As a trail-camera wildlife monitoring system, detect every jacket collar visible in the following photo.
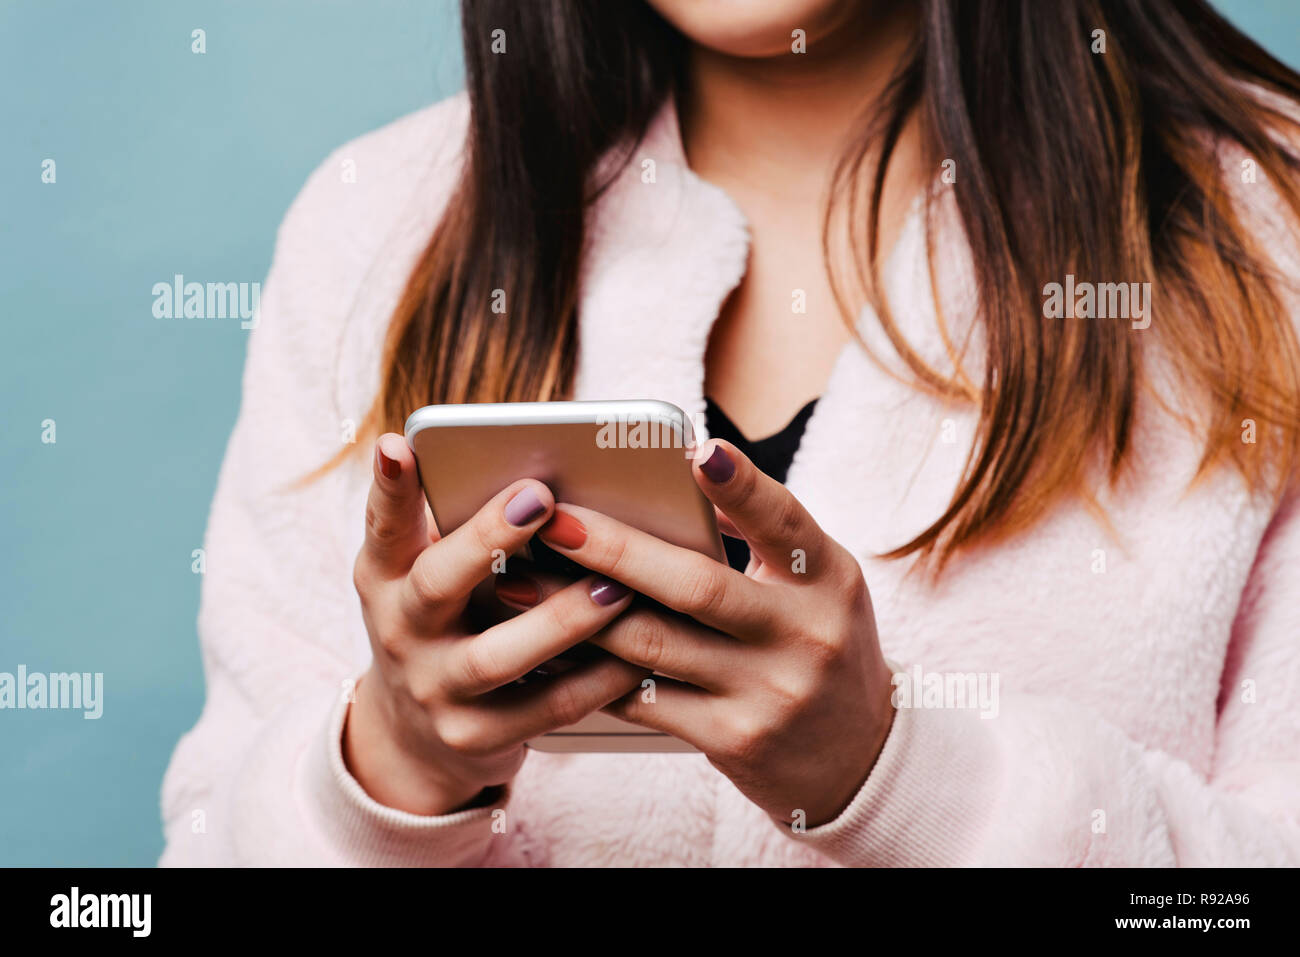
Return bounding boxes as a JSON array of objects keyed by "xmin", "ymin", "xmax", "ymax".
[
  {"xmin": 573, "ymin": 93, "xmax": 967, "ymax": 413},
  {"xmin": 574, "ymin": 95, "xmax": 751, "ymax": 432},
  {"xmin": 573, "ymin": 96, "xmax": 984, "ymax": 569}
]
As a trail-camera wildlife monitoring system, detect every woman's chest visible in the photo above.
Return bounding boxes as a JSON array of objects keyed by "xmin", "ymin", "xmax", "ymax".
[{"xmin": 701, "ymin": 233, "xmax": 849, "ymax": 439}]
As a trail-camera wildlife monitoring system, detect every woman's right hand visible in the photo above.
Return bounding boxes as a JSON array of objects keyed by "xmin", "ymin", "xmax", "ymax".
[{"xmin": 343, "ymin": 433, "xmax": 645, "ymax": 816}]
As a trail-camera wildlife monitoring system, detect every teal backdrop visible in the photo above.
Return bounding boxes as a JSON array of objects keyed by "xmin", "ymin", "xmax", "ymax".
[{"xmin": 0, "ymin": 0, "xmax": 1295, "ymax": 865}]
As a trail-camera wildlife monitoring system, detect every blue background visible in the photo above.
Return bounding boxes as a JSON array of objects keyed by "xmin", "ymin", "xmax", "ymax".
[{"xmin": 0, "ymin": 0, "xmax": 1294, "ymax": 865}]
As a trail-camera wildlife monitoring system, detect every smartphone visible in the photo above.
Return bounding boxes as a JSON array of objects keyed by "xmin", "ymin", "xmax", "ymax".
[{"xmin": 404, "ymin": 399, "xmax": 723, "ymax": 752}]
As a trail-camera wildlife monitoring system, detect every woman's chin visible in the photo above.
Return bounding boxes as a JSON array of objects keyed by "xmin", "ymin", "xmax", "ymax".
[{"xmin": 645, "ymin": 0, "xmax": 856, "ymax": 59}]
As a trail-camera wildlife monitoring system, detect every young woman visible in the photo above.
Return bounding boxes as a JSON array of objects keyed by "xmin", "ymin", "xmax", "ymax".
[{"xmin": 162, "ymin": 0, "xmax": 1300, "ymax": 866}]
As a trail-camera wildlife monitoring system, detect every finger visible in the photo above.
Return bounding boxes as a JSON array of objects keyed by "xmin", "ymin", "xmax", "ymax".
[
  {"xmin": 693, "ymin": 439, "xmax": 836, "ymax": 580},
  {"xmin": 400, "ymin": 479, "xmax": 554, "ymax": 622},
  {"xmin": 588, "ymin": 608, "xmax": 743, "ymax": 692},
  {"xmin": 495, "ymin": 566, "xmax": 601, "ymax": 676},
  {"xmin": 466, "ymin": 655, "xmax": 651, "ymax": 752},
  {"xmin": 600, "ymin": 675, "xmax": 717, "ymax": 750},
  {"xmin": 493, "ymin": 566, "xmax": 572, "ymax": 612},
  {"xmin": 467, "ymin": 565, "xmax": 572, "ymax": 632},
  {"xmin": 445, "ymin": 575, "xmax": 635, "ymax": 696},
  {"xmin": 714, "ymin": 507, "xmax": 743, "ymax": 540},
  {"xmin": 537, "ymin": 504, "xmax": 772, "ymax": 635},
  {"xmin": 424, "ymin": 500, "xmax": 440, "ymax": 545},
  {"xmin": 359, "ymin": 433, "xmax": 430, "ymax": 579}
]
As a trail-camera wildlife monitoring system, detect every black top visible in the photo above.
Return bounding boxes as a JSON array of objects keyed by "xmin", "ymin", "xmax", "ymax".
[{"xmin": 704, "ymin": 396, "xmax": 819, "ymax": 572}]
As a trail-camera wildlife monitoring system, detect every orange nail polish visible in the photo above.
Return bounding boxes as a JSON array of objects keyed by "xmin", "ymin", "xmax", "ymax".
[{"xmin": 540, "ymin": 511, "xmax": 587, "ymax": 550}]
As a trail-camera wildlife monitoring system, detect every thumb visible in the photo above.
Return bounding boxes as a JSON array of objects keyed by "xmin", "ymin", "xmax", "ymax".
[{"xmin": 360, "ymin": 432, "xmax": 430, "ymax": 578}]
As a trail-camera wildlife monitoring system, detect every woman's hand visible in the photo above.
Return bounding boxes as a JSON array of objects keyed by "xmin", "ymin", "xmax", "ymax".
[
  {"xmin": 344, "ymin": 434, "xmax": 646, "ymax": 817},
  {"xmin": 535, "ymin": 439, "xmax": 895, "ymax": 827}
]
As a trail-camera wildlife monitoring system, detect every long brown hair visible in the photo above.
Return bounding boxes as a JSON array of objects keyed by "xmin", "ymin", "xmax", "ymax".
[{"xmin": 338, "ymin": 0, "xmax": 1300, "ymax": 569}]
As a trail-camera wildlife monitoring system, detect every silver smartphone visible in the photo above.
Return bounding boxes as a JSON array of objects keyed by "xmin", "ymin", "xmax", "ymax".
[{"xmin": 404, "ymin": 399, "xmax": 723, "ymax": 753}]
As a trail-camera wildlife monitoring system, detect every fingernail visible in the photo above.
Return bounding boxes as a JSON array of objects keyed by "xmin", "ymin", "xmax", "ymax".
[
  {"xmin": 699, "ymin": 444, "xmax": 735, "ymax": 484},
  {"xmin": 504, "ymin": 487, "xmax": 547, "ymax": 527},
  {"xmin": 496, "ymin": 573, "xmax": 541, "ymax": 607},
  {"xmin": 540, "ymin": 511, "xmax": 587, "ymax": 550},
  {"xmin": 377, "ymin": 446, "xmax": 401, "ymax": 480},
  {"xmin": 589, "ymin": 577, "xmax": 630, "ymax": 606}
]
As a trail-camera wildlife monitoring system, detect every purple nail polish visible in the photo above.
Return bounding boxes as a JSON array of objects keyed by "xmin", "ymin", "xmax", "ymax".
[
  {"xmin": 504, "ymin": 487, "xmax": 547, "ymax": 527},
  {"xmin": 699, "ymin": 445, "xmax": 735, "ymax": 484},
  {"xmin": 589, "ymin": 577, "xmax": 630, "ymax": 606}
]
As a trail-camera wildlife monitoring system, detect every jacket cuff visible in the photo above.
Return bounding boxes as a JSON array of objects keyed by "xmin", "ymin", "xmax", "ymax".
[
  {"xmin": 299, "ymin": 691, "xmax": 507, "ymax": 867},
  {"xmin": 789, "ymin": 703, "xmax": 1003, "ymax": 866}
]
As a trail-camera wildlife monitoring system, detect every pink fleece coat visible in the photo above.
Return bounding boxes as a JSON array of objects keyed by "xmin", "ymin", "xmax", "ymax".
[{"xmin": 160, "ymin": 93, "xmax": 1300, "ymax": 867}]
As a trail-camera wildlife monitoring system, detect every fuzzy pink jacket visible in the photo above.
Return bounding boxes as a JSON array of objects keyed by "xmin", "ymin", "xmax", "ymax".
[{"xmin": 160, "ymin": 93, "xmax": 1300, "ymax": 867}]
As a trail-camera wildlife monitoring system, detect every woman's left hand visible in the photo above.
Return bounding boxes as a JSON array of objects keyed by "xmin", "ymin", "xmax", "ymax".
[{"xmin": 536, "ymin": 439, "xmax": 896, "ymax": 828}]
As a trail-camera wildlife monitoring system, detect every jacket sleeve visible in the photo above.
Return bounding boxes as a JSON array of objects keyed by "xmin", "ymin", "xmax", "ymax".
[
  {"xmin": 159, "ymin": 118, "xmax": 521, "ymax": 867},
  {"xmin": 789, "ymin": 488, "xmax": 1300, "ymax": 866}
]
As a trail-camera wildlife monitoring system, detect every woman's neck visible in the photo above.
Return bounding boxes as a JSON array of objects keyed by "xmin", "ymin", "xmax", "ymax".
[{"xmin": 678, "ymin": 1, "xmax": 920, "ymax": 202}]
